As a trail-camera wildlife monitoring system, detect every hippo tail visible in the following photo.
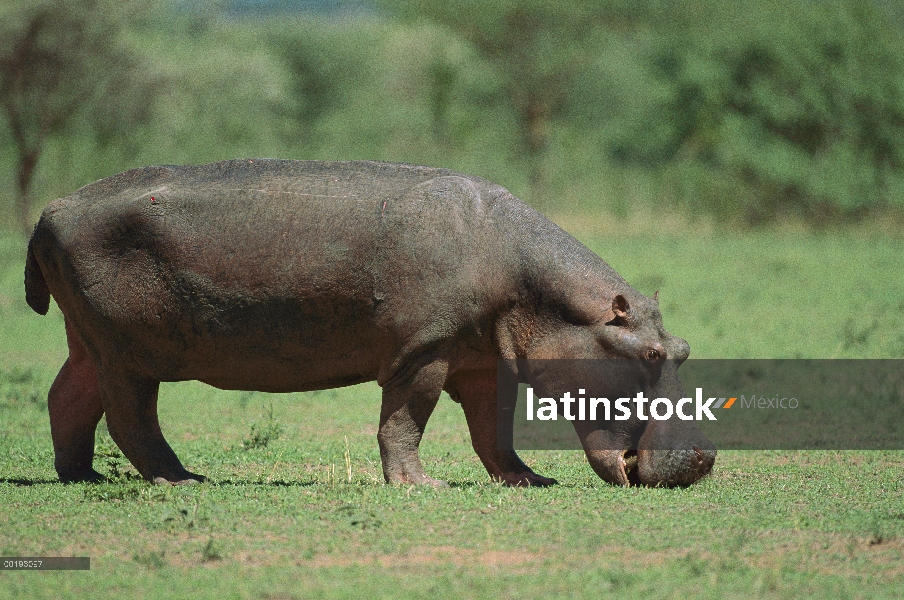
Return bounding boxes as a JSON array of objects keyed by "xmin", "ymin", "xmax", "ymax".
[{"xmin": 25, "ymin": 233, "xmax": 50, "ymax": 316}]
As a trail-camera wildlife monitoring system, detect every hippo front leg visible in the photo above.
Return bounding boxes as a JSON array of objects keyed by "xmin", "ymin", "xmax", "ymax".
[
  {"xmin": 448, "ymin": 369, "xmax": 556, "ymax": 487},
  {"xmin": 377, "ymin": 360, "xmax": 449, "ymax": 487}
]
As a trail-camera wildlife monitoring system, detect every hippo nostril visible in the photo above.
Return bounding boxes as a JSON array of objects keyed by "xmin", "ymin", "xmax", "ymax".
[{"xmin": 692, "ymin": 445, "xmax": 704, "ymax": 464}]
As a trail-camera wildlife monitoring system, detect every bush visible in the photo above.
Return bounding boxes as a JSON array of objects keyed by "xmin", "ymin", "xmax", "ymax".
[{"xmin": 609, "ymin": 0, "xmax": 904, "ymax": 221}]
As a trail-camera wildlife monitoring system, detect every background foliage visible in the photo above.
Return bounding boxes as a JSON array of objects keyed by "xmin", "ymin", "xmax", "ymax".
[
  {"xmin": 2, "ymin": 3, "xmax": 903, "ymax": 597},
  {"xmin": 2, "ymin": 0, "xmax": 904, "ymax": 230}
]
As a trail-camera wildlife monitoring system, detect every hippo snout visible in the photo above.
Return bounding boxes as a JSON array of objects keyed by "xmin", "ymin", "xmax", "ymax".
[
  {"xmin": 577, "ymin": 427, "xmax": 716, "ymax": 487},
  {"xmin": 627, "ymin": 355, "xmax": 715, "ymax": 486},
  {"xmin": 635, "ymin": 440, "xmax": 717, "ymax": 487}
]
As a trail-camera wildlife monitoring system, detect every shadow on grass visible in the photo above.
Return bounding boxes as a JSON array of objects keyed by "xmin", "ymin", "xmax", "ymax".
[
  {"xmin": 211, "ymin": 479, "xmax": 318, "ymax": 487},
  {"xmin": 0, "ymin": 477, "xmax": 59, "ymax": 486},
  {"xmin": 2, "ymin": 477, "xmax": 320, "ymax": 488},
  {"xmin": 445, "ymin": 480, "xmax": 576, "ymax": 490}
]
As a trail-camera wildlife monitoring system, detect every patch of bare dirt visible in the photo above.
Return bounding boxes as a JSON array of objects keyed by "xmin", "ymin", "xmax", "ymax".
[{"xmin": 307, "ymin": 545, "xmax": 544, "ymax": 569}]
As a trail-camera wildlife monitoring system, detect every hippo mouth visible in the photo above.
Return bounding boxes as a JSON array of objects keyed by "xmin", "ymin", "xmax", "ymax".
[
  {"xmin": 588, "ymin": 444, "xmax": 715, "ymax": 487},
  {"xmin": 622, "ymin": 450, "xmax": 641, "ymax": 486}
]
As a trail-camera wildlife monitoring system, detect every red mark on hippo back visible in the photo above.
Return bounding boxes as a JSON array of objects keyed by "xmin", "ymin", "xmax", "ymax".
[{"xmin": 381, "ymin": 200, "xmax": 387, "ymax": 218}]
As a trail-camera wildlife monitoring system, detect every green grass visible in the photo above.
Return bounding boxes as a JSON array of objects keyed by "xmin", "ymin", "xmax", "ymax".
[{"xmin": 1, "ymin": 226, "xmax": 902, "ymax": 599}]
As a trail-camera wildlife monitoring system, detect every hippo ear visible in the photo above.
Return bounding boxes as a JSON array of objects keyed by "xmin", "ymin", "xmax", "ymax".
[
  {"xmin": 653, "ymin": 290, "xmax": 659, "ymax": 303},
  {"xmin": 604, "ymin": 294, "xmax": 630, "ymax": 324}
]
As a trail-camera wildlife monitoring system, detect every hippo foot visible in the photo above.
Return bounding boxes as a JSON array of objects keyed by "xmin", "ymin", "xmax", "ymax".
[
  {"xmin": 58, "ymin": 467, "xmax": 107, "ymax": 484},
  {"xmin": 152, "ymin": 473, "xmax": 207, "ymax": 486},
  {"xmin": 497, "ymin": 472, "xmax": 558, "ymax": 487}
]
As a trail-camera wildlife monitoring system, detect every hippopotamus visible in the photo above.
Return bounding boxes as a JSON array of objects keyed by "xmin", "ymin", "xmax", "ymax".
[{"xmin": 24, "ymin": 159, "xmax": 715, "ymax": 487}]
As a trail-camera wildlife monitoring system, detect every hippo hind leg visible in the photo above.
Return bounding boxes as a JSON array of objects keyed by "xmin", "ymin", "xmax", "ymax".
[
  {"xmin": 449, "ymin": 369, "xmax": 557, "ymax": 487},
  {"xmin": 48, "ymin": 320, "xmax": 105, "ymax": 483},
  {"xmin": 96, "ymin": 367, "xmax": 204, "ymax": 486}
]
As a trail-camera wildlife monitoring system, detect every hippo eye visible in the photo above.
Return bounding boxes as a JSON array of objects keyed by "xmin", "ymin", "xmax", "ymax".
[{"xmin": 645, "ymin": 349, "xmax": 661, "ymax": 360}]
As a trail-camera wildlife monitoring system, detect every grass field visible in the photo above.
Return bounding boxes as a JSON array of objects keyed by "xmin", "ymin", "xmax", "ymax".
[{"xmin": 1, "ymin": 225, "xmax": 902, "ymax": 599}]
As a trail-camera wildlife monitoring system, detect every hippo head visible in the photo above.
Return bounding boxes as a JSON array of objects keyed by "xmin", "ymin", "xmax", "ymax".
[{"xmin": 524, "ymin": 291, "xmax": 716, "ymax": 487}]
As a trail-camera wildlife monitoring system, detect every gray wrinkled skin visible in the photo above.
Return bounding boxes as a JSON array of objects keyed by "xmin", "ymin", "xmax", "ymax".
[{"xmin": 25, "ymin": 159, "xmax": 715, "ymax": 487}]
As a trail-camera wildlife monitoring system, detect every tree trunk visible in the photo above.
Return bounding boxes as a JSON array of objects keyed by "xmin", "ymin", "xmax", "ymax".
[
  {"xmin": 16, "ymin": 148, "xmax": 40, "ymax": 236},
  {"xmin": 518, "ymin": 93, "xmax": 551, "ymax": 197}
]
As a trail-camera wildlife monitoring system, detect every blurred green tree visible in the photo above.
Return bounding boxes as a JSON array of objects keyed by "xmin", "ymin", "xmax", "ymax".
[
  {"xmin": 382, "ymin": 0, "xmax": 612, "ymax": 189},
  {"xmin": 0, "ymin": 0, "xmax": 158, "ymax": 234},
  {"xmin": 268, "ymin": 23, "xmax": 367, "ymax": 148},
  {"xmin": 611, "ymin": 0, "xmax": 904, "ymax": 221}
]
